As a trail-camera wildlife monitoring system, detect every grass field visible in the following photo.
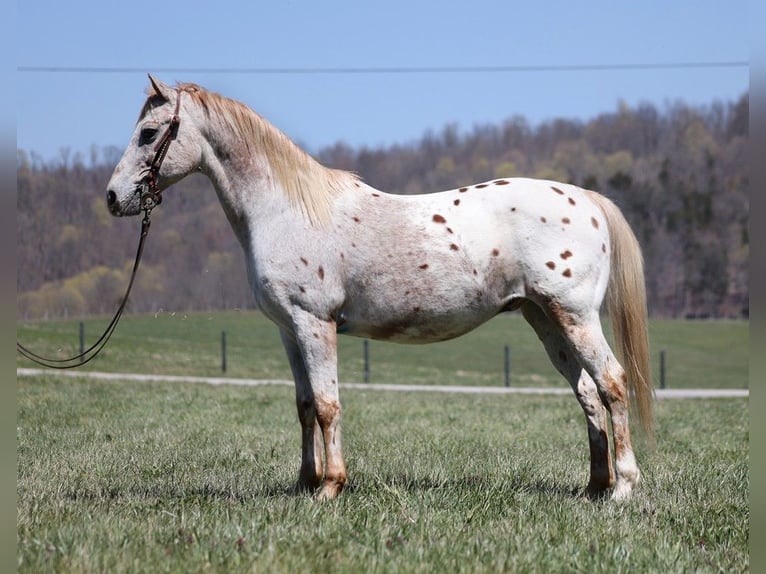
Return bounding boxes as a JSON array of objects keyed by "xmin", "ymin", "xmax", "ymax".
[
  {"xmin": 16, "ymin": 313, "xmax": 749, "ymax": 571},
  {"xmin": 17, "ymin": 311, "xmax": 749, "ymax": 389},
  {"xmin": 17, "ymin": 375, "xmax": 748, "ymax": 573}
]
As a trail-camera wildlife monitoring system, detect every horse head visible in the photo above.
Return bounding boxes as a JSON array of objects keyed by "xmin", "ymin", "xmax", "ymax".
[{"xmin": 106, "ymin": 75, "xmax": 202, "ymax": 217}]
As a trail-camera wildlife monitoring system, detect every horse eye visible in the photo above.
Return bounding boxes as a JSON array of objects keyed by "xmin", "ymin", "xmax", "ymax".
[{"xmin": 139, "ymin": 127, "xmax": 159, "ymax": 145}]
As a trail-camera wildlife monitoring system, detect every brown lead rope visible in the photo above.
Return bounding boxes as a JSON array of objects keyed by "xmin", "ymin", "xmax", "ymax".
[{"xmin": 17, "ymin": 90, "xmax": 182, "ymax": 369}]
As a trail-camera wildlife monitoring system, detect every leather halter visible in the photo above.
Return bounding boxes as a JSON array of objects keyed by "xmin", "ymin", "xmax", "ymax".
[{"xmin": 139, "ymin": 90, "xmax": 182, "ymax": 218}]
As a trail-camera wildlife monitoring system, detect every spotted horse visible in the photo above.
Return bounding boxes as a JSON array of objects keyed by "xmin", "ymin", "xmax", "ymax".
[{"xmin": 107, "ymin": 76, "xmax": 654, "ymax": 501}]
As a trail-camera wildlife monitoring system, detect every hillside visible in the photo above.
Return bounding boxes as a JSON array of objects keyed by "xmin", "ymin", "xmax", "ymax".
[{"xmin": 17, "ymin": 94, "xmax": 748, "ymax": 319}]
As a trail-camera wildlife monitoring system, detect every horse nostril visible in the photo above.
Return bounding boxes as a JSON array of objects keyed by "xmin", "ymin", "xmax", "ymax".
[{"xmin": 106, "ymin": 190, "xmax": 117, "ymax": 206}]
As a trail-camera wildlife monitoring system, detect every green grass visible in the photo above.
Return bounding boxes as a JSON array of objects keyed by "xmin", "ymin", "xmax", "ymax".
[
  {"xmin": 17, "ymin": 375, "xmax": 748, "ymax": 573},
  {"xmin": 15, "ymin": 313, "xmax": 750, "ymax": 569},
  {"xmin": 17, "ymin": 312, "xmax": 749, "ymax": 389}
]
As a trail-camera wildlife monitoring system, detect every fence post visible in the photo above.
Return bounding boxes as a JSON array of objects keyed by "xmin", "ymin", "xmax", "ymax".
[
  {"xmin": 504, "ymin": 344, "xmax": 511, "ymax": 387},
  {"xmin": 79, "ymin": 322, "xmax": 85, "ymax": 355},
  {"xmin": 221, "ymin": 331, "xmax": 227, "ymax": 373},
  {"xmin": 659, "ymin": 349, "xmax": 666, "ymax": 389},
  {"xmin": 363, "ymin": 340, "xmax": 370, "ymax": 383}
]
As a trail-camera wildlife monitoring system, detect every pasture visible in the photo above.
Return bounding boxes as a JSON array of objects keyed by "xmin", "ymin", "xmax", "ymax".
[{"xmin": 16, "ymin": 314, "xmax": 749, "ymax": 572}]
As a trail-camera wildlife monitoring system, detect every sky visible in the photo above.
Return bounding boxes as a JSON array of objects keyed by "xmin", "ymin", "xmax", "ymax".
[{"xmin": 16, "ymin": 0, "xmax": 749, "ymax": 164}]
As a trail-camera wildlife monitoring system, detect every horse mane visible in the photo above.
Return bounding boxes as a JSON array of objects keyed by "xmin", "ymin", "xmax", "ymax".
[{"xmin": 145, "ymin": 82, "xmax": 360, "ymax": 226}]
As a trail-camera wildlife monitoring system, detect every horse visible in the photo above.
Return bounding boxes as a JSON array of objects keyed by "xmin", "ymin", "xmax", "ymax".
[{"xmin": 107, "ymin": 75, "xmax": 654, "ymax": 501}]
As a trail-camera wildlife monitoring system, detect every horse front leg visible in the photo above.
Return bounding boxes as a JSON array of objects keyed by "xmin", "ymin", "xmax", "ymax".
[
  {"xmin": 284, "ymin": 312, "xmax": 347, "ymax": 501},
  {"xmin": 280, "ymin": 330, "xmax": 324, "ymax": 492}
]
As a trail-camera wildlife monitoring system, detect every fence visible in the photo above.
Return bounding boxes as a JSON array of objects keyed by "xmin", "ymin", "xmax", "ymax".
[{"xmin": 77, "ymin": 323, "xmax": 669, "ymax": 388}]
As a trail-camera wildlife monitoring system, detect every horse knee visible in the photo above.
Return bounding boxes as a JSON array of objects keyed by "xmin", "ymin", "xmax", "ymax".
[{"xmin": 315, "ymin": 397, "xmax": 341, "ymax": 430}]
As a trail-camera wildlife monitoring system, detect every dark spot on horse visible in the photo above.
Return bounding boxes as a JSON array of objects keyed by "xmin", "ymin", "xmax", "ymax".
[
  {"xmin": 568, "ymin": 197, "xmax": 576, "ymax": 206},
  {"xmin": 562, "ymin": 268, "xmax": 572, "ymax": 278},
  {"xmin": 419, "ymin": 263, "xmax": 429, "ymax": 270},
  {"xmin": 372, "ymin": 193, "xmax": 380, "ymax": 197},
  {"xmin": 446, "ymin": 227, "xmax": 454, "ymax": 234},
  {"xmin": 559, "ymin": 351, "xmax": 568, "ymax": 363},
  {"xmin": 433, "ymin": 214, "xmax": 447, "ymax": 224},
  {"xmin": 546, "ymin": 261, "xmax": 556, "ymax": 270},
  {"xmin": 560, "ymin": 250, "xmax": 573, "ymax": 260},
  {"xmin": 300, "ymin": 257, "xmax": 309, "ymax": 266},
  {"xmin": 459, "ymin": 187, "xmax": 469, "ymax": 193},
  {"xmin": 354, "ymin": 182, "xmax": 360, "ymax": 188},
  {"xmin": 602, "ymin": 243, "xmax": 607, "ymax": 253},
  {"xmin": 562, "ymin": 217, "xmax": 571, "ymax": 225},
  {"xmin": 495, "ymin": 180, "xmax": 510, "ymax": 185},
  {"xmin": 450, "ymin": 243, "xmax": 459, "ymax": 251},
  {"xmin": 542, "ymin": 296, "xmax": 578, "ymax": 329},
  {"xmin": 352, "ymin": 242, "xmax": 357, "ymax": 248},
  {"xmin": 552, "ymin": 186, "xmax": 565, "ymax": 195},
  {"xmin": 353, "ymin": 216, "xmax": 361, "ymax": 223},
  {"xmin": 340, "ymin": 253, "xmax": 345, "ymax": 260},
  {"xmin": 331, "ymin": 379, "xmax": 337, "ymax": 385},
  {"xmin": 473, "ymin": 269, "xmax": 478, "ymax": 275},
  {"xmin": 313, "ymin": 332, "xmax": 320, "ymax": 339},
  {"xmin": 491, "ymin": 248, "xmax": 500, "ymax": 256},
  {"xmin": 318, "ymin": 266, "xmax": 325, "ymax": 280},
  {"xmin": 540, "ymin": 217, "xmax": 547, "ymax": 223},
  {"xmin": 591, "ymin": 217, "xmax": 600, "ymax": 229},
  {"xmin": 413, "ymin": 306, "xmax": 421, "ymax": 313},
  {"xmin": 299, "ymin": 286, "xmax": 306, "ymax": 293},
  {"xmin": 476, "ymin": 183, "xmax": 489, "ymax": 189},
  {"xmin": 454, "ymin": 199, "xmax": 460, "ymax": 206},
  {"xmin": 511, "ymin": 207, "xmax": 517, "ymax": 212}
]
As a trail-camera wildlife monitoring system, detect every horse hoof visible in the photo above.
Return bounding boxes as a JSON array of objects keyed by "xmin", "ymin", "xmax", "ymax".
[
  {"xmin": 611, "ymin": 465, "xmax": 640, "ymax": 500},
  {"xmin": 610, "ymin": 481, "xmax": 635, "ymax": 501},
  {"xmin": 316, "ymin": 480, "xmax": 345, "ymax": 501},
  {"xmin": 585, "ymin": 484, "xmax": 611, "ymax": 501},
  {"xmin": 293, "ymin": 483, "xmax": 320, "ymax": 497}
]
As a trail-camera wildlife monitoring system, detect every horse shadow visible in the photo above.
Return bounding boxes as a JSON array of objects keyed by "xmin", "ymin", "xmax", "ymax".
[{"xmin": 63, "ymin": 472, "xmax": 599, "ymax": 504}]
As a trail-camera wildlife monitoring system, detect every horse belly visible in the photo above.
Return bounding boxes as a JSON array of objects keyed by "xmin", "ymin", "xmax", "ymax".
[
  {"xmin": 337, "ymin": 283, "xmax": 514, "ymax": 344},
  {"xmin": 339, "ymin": 311, "xmax": 494, "ymax": 343}
]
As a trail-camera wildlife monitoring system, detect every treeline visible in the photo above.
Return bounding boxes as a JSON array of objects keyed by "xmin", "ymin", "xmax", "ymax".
[{"xmin": 17, "ymin": 94, "xmax": 748, "ymax": 320}]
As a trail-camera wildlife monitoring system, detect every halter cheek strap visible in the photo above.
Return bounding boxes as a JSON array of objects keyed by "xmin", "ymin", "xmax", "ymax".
[{"xmin": 140, "ymin": 91, "xmax": 183, "ymax": 218}]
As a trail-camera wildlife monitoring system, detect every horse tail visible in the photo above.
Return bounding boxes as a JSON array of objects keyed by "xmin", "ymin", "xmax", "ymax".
[{"xmin": 587, "ymin": 191, "xmax": 655, "ymax": 442}]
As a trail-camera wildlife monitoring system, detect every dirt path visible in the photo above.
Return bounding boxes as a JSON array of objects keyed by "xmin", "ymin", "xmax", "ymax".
[{"xmin": 17, "ymin": 368, "xmax": 749, "ymax": 399}]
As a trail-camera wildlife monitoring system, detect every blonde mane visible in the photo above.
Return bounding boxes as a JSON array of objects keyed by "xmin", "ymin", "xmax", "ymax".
[{"xmin": 146, "ymin": 82, "xmax": 360, "ymax": 226}]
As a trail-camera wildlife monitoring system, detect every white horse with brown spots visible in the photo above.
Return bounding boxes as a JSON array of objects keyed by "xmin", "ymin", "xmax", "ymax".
[{"xmin": 107, "ymin": 76, "xmax": 654, "ymax": 501}]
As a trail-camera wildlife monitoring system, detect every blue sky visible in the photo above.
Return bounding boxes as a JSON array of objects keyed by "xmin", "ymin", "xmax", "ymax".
[{"xmin": 17, "ymin": 1, "xmax": 749, "ymax": 163}]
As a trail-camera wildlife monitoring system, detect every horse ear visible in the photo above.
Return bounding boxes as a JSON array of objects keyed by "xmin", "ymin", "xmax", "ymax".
[{"xmin": 147, "ymin": 74, "xmax": 172, "ymax": 101}]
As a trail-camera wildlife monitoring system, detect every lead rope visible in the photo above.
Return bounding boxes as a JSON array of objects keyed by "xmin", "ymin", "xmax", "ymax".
[
  {"xmin": 16, "ymin": 207, "xmax": 154, "ymax": 369},
  {"xmin": 16, "ymin": 90, "xmax": 183, "ymax": 369}
]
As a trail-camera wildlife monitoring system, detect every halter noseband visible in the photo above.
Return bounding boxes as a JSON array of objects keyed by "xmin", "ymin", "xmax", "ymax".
[{"xmin": 140, "ymin": 90, "xmax": 183, "ymax": 218}]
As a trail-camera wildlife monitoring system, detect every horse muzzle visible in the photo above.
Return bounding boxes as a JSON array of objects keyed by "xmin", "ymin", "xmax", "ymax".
[{"xmin": 106, "ymin": 187, "xmax": 142, "ymax": 217}]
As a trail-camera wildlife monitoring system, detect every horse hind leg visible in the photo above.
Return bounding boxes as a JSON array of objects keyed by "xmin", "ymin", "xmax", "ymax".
[
  {"xmin": 521, "ymin": 302, "xmax": 614, "ymax": 497},
  {"xmin": 545, "ymin": 303, "xmax": 641, "ymax": 500}
]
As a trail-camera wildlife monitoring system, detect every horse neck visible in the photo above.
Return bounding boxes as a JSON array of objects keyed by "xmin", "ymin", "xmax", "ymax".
[
  {"xmin": 196, "ymin": 104, "xmax": 355, "ymax": 232},
  {"xmin": 197, "ymin": 116, "xmax": 296, "ymax": 239}
]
